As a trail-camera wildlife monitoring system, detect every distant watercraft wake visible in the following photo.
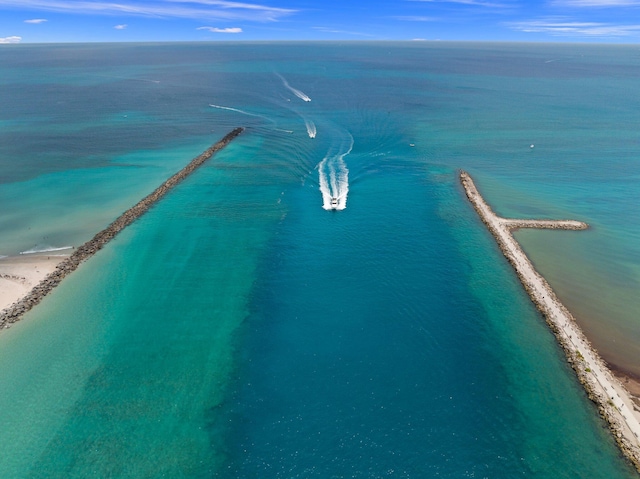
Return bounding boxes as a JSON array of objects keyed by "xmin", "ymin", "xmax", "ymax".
[
  {"xmin": 318, "ymin": 136, "xmax": 352, "ymax": 210},
  {"xmin": 209, "ymin": 103, "xmax": 266, "ymax": 119},
  {"xmin": 276, "ymin": 73, "xmax": 311, "ymax": 102}
]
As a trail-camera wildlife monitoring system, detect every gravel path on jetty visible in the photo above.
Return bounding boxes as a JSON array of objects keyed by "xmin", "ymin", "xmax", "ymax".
[
  {"xmin": 0, "ymin": 127, "xmax": 244, "ymax": 329},
  {"xmin": 460, "ymin": 170, "xmax": 640, "ymax": 472}
]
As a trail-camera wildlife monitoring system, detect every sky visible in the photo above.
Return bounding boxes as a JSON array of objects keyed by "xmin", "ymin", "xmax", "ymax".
[{"xmin": 1, "ymin": 0, "xmax": 640, "ymax": 44}]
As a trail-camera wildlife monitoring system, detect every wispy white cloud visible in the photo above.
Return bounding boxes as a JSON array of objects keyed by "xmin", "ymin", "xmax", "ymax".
[
  {"xmin": 552, "ymin": 0, "xmax": 640, "ymax": 6},
  {"xmin": 0, "ymin": 0, "xmax": 296, "ymax": 22},
  {"xmin": 409, "ymin": 0, "xmax": 510, "ymax": 8},
  {"xmin": 312, "ymin": 26, "xmax": 374, "ymax": 37},
  {"xmin": 394, "ymin": 15, "xmax": 438, "ymax": 21},
  {"xmin": 0, "ymin": 35, "xmax": 22, "ymax": 43},
  {"xmin": 24, "ymin": 18, "xmax": 47, "ymax": 23},
  {"xmin": 114, "ymin": 24, "xmax": 127, "ymax": 29},
  {"xmin": 197, "ymin": 26, "xmax": 242, "ymax": 32},
  {"xmin": 508, "ymin": 18, "xmax": 640, "ymax": 36}
]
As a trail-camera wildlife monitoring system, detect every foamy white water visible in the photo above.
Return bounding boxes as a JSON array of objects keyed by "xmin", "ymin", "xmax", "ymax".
[
  {"xmin": 305, "ymin": 120, "xmax": 317, "ymax": 138},
  {"xmin": 318, "ymin": 135, "xmax": 352, "ymax": 210},
  {"xmin": 276, "ymin": 73, "xmax": 311, "ymax": 102},
  {"xmin": 19, "ymin": 246, "xmax": 73, "ymax": 255}
]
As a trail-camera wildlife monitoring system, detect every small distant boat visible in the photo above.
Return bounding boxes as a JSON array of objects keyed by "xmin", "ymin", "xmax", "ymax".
[{"xmin": 330, "ymin": 197, "xmax": 339, "ymax": 209}]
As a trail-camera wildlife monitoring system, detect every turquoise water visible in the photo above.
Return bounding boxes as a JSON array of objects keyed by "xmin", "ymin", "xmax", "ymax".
[{"xmin": 0, "ymin": 42, "xmax": 639, "ymax": 477}]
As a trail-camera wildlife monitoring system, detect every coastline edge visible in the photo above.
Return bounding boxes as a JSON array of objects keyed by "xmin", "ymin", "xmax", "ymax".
[
  {"xmin": 0, "ymin": 127, "xmax": 244, "ymax": 329},
  {"xmin": 459, "ymin": 169, "xmax": 640, "ymax": 473}
]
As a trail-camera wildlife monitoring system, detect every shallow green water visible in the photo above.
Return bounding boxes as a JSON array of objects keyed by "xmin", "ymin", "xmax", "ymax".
[{"xmin": 0, "ymin": 42, "xmax": 638, "ymax": 477}]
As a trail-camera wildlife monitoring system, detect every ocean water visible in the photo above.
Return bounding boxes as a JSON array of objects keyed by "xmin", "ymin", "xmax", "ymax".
[{"xmin": 0, "ymin": 42, "xmax": 639, "ymax": 477}]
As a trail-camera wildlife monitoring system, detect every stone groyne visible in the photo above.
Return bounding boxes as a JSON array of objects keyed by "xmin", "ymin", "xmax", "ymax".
[
  {"xmin": 0, "ymin": 127, "xmax": 244, "ymax": 329},
  {"xmin": 460, "ymin": 170, "xmax": 640, "ymax": 473},
  {"xmin": 501, "ymin": 218, "xmax": 588, "ymax": 230}
]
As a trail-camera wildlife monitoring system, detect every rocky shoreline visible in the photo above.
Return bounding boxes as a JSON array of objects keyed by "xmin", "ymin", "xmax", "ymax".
[
  {"xmin": 0, "ymin": 127, "xmax": 244, "ymax": 329},
  {"xmin": 460, "ymin": 170, "xmax": 640, "ymax": 473}
]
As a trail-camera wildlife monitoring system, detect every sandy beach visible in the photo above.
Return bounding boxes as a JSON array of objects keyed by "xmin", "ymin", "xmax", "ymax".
[
  {"xmin": 0, "ymin": 254, "xmax": 69, "ymax": 317},
  {"xmin": 460, "ymin": 170, "xmax": 640, "ymax": 471}
]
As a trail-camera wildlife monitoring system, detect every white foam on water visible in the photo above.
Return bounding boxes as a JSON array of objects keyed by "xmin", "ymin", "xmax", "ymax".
[
  {"xmin": 318, "ymin": 135, "xmax": 353, "ymax": 211},
  {"xmin": 19, "ymin": 246, "xmax": 73, "ymax": 255},
  {"xmin": 305, "ymin": 120, "xmax": 316, "ymax": 138},
  {"xmin": 276, "ymin": 73, "xmax": 311, "ymax": 102}
]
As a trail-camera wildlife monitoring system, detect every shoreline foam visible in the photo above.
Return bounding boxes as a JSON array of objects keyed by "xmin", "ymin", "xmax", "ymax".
[
  {"xmin": 460, "ymin": 170, "xmax": 640, "ymax": 472},
  {"xmin": 0, "ymin": 127, "xmax": 244, "ymax": 329}
]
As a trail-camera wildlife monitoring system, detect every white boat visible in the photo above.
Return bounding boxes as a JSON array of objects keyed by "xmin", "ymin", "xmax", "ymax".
[{"xmin": 330, "ymin": 197, "xmax": 339, "ymax": 209}]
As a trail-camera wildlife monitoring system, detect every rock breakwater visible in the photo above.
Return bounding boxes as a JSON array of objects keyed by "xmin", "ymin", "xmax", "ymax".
[
  {"xmin": 0, "ymin": 127, "xmax": 244, "ymax": 329},
  {"xmin": 460, "ymin": 170, "xmax": 640, "ymax": 472}
]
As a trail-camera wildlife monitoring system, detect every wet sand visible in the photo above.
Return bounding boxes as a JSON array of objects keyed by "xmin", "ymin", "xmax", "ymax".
[{"xmin": 460, "ymin": 170, "xmax": 640, "ymax": 471}]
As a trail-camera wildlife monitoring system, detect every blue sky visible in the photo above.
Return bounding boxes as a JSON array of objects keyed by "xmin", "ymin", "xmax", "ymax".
[{"xmin": 1, "ymin": 0, "xmax": 639, "ymax": 43}]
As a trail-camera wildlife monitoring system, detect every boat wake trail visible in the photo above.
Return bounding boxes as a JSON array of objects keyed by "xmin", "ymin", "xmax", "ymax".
[
  {"xmin": 305, "ymin": 119, "xmax": 316, "ymax": 138},
  {"xmin": 209, "ymin": 104, "xmax": 267, "ymax": 119},
  {"xmin": 276, "ymin": 73, "xmax": 311, "ymax": 102},
  {"xmin": 318, "ymin": 135, "xmax": 352, "ymax": 211}
]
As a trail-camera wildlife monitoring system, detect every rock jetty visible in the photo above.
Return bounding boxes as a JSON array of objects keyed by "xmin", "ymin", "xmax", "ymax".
[
  {"xmin": 460, "ymin": 170, "xmax": 640, "ymax": 472},
  {"xmin": 0, "ymin": 127, "xmax": 244, "ymax": 329}
]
